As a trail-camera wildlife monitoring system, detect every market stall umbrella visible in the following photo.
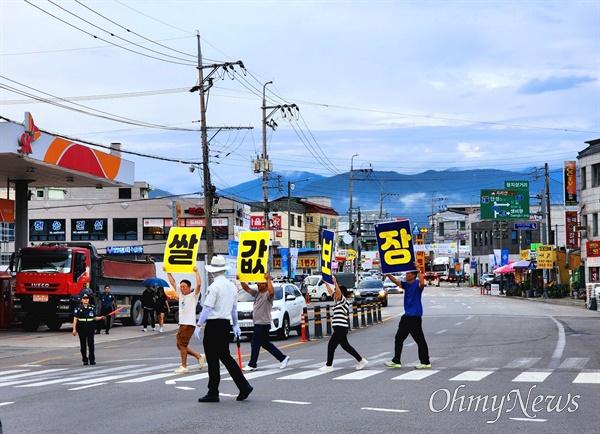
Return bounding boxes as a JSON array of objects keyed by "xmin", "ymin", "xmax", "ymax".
[
  {"xmin": 512, "ymin": 259, "xmax": 537, "ymax": 270},
  {"xmin": 494, "ymin": 263, "xmax": 516, "ymax": 274},
  {"xmin": 142, "ymin": 277, "xmax": 170, "ymax": 287}
]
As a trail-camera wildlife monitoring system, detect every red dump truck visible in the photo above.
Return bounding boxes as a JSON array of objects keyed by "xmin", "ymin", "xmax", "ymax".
[{"xmin": 10, "ymin": 242, "xmax": 156, "ymax": 332}]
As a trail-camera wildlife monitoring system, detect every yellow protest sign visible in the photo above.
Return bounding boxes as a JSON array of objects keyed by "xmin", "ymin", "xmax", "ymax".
[
  {"xmin": 347, "ymin": 249, "xmax": 357, "ymax": 261},
  {"xmin": 164, "ymin": 227, "xmax": 202, "ymax": 273},
  {"xmin": 537, "ymin": 245, "xmax": 554, "ymax": 269},
  {"xmin": 238, "ymin": 231, "xmax": 269, "ymax": 282}
]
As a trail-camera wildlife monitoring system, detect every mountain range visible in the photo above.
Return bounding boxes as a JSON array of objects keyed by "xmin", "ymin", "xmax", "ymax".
[{"xmin": 151, "ymin": 167, "xmax": 564, "ymax": 228}]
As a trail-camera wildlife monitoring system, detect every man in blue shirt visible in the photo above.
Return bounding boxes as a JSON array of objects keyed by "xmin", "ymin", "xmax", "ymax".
[
  {"xmin": 383, "ymin": 262, "xmax": 431, "ymax": 369},
  {"xmin": 96, "ymin": 285, "xmax": 116, "ymax": 335}
]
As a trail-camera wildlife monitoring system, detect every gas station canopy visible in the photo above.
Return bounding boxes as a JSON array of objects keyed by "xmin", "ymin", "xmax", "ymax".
[{"xmin": 1, "ymin": 114, "xmax": 134, "ymax": 189}]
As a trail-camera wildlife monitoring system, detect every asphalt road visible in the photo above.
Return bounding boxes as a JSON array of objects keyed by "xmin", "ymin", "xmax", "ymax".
[{"xmin": 1, "ymin": 284, "xmax": 599, "ymax": 434}]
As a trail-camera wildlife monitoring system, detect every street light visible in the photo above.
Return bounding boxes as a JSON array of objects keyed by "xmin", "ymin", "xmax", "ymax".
[{"xmin": 287, "ymin": 177, "xmax": 312, "ymax": 280}]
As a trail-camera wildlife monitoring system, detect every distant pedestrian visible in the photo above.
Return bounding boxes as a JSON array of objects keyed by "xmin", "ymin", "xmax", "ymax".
[
  {"xmin": 384, "ymin": 262, "xmax": 431, "ymax": 370},
  {"xmin": 72, "ymin": 293, "xmax": 105, "ymax": 365},
  {"xmin": 196, "ymin": 255, "xmax": 253, "ymax": 403},
  {"xmin": 165, "ymin": 266, "xmax": 205, "ymax": 374},
  {"xmin": 141, "ymin": 286, "xmax": 156, "ymax": 332},
  {"xmin": 155, "ymin": 286, "xmax": 170, "ymax": 333},
  {"xmin": 319, "ymin": 276, "xmax": 368, "ymax": 372},
  {"xmin": 239, "ymin": 273, "xmax": 290, "ymax": 371},
  {"xmin": 96, "ymin": 285, "xmax": 115, "ymax": 335}
]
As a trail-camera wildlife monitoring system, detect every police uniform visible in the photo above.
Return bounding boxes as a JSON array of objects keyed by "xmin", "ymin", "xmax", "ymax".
[
  {"xmin": 97, "ymin": 292, "xmax": 115, "ymax": 334},
  {"xmin": 74, "ymin": 300, "xmax": 98, "ymax": 365}
]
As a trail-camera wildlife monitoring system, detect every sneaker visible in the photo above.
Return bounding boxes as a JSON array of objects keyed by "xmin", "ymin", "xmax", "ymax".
[
  {"xmin": 356, "ymin": 358, "xmax": 369, "ymax": 370},
  {"xmin": 174, "ymin": 366, "xmax": 189, "ymax": 374},
  {"xmin": 143, "ymin": 328, "xmax": 147, "ymax": 332},
  {"xmin": 152, "ymin": 327, "xmax": 156, "ymax": 331},
  {"xmin": 159, "ymin": 327, "xmax": 163, "ymax": 333},
  {"xmin": 384, "ymin": 361, "xmax": 402, "ymax": 368},
  {"xmin": 242, "ymin": 365, "xmax": 257, "ymax": 372},
  {"xmin": 198, "ymin": 354, "xmax": 206, "ymax": 370},
  {"xmin": 319, "ymin": 365, "xmax": 334, "ymax": 373},
  {"xmin": 414, "ymin": 364, "xmax": 432, "ymax": 369},
  {"xmin": 279, "ymin": 356, "xmax": 290, "ymax": 369}
]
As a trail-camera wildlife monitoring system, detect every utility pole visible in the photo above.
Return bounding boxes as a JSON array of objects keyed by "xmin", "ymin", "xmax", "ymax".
[
  {"xmin": 349, "ymin": 154, "xmax": 358, "ymax": 242},
  {"xmin": 357, "ymin": 208, "xmax": 362, "ymax": 273},
  {"xmin": 255, "ymin": 83, "xmax": 299, "ymax": 229},
  {"xmin": 191, "ymin": 33, "xmax": 250, "ymax": 266},
  {"xmin": 545, "ymin": 162, "xmax": 552, "ymax": 245}
]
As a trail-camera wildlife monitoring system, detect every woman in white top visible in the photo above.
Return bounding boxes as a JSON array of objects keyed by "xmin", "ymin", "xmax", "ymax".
[{"xmin": 319, "ymin": 276, "xmax": 368, "ymax": 372}]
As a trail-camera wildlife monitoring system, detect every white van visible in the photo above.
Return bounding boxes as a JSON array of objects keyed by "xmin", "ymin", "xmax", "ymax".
[{"xmin": 304, "ymin": 273, "xmax": 356, "ymax": 301}]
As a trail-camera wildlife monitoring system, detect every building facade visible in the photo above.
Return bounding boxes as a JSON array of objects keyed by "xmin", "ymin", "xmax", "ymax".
[{"xmin": 578, "ymin": 139, "xmax": 600, "ymax": 285}]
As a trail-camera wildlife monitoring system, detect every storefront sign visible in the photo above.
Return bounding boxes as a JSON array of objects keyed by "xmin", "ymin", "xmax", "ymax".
[
  {"xmin": 563, "ymin": 161, "xmax": 578, "ymax": 205},
  {"xmin": 537, "ymin": 245, "xmax": 554, "ymax": 269},
  {"xmin": 565, "ymin": 211, "xmax": 578, "ymax": 248},
  {"xmin": 587, "ymin": 241, "xmax": 600, "ymax": 258}
]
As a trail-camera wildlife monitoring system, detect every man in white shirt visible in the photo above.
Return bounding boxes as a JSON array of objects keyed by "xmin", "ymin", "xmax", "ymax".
[
  {"xmin": 196, "ymin": 256, "xmax": 253, "ymax": 403},
  {"xmin": 165, "ymin": 266, "xmax": 206, "ymax": 374}
]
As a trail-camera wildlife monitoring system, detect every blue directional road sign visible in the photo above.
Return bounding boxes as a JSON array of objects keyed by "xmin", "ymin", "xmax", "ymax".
[
  {"xmin": 514, "ymin": 222, "xmax": 538, "ymax": 230},
  {"xmin": 480, "ymin": 189, "xmax": 530, "ymax": 220},
  {"xmin": 412, "ymin": 223, "xmax": 420, "ymax": 235}
]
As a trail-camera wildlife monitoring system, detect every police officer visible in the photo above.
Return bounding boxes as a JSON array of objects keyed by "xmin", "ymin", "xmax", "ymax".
[
  {"xmin": 73, "ymin": 294, "xmax": 105, "ymax": 365},
  {"xmin": 96, "ymin": 285, "xmax": 116, "ymax": 335}
]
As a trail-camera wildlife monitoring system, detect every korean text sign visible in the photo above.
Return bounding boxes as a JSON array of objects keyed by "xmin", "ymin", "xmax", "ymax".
[
  {"xmin": 238, "ymin": 231, "xmax": 269, "ymax": 282},
  {"xmin": 164, "ymin": 227, "xmax": 202, "ymax": 272},
  {"xmin": 321, "ymin": 229, "xmax": 335, "ymax": 284},
  {"xmin": 375, "ymin": 219, "xmax": 415, "ymax": 274}
]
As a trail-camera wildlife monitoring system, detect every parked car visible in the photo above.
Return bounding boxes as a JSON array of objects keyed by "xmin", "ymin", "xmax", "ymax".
[
  {"xmin": 305, "ymin": 273, "xmax": 356, "ymax": 301},
  {"xmin": 479, "ymin": 273, "xmax": 494, "ymax": 287},
  {"xmin": 353, "ymin": 279, "xmax": 388, "ymax": 307},
  {"xmin": 235, "ymin": 282, "xmax": 306, "ymax": 340},
  {"xmin": 383, "ymin": 275, "xmax": 404, "ymax": 294}
]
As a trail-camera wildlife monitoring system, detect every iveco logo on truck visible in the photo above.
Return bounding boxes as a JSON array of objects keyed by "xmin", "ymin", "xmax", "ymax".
[{"xmin": 31, "ymin": 283, "xmax": 50, "ymax": 287}]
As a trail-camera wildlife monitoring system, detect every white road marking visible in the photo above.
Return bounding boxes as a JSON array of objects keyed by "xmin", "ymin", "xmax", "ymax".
[
  {"xmin": 0, "ymin": 368, "xmax": 67, "ymax": 382},
  {"xmin": 165, "ymin": 373, "xmax": 209, "ymax": 384},
  {"xmin": 361, "ymin": 407, "xmax": 409, "ymax": 413},
  {"xmin": 504, "ymin": 358, "xmax": 541, "ymax": 369},
  {"xmin": 224, "ymin": 369, "xmax": 286, "ymax": 380},
  {"xmin": 547, "ymin": 316, "xmax": 566, "ymax": 369},
  {"xmin": 455, "ymin": 322, "xmax": 464, "ymax": 325},
  {"xmin": 465, "ymin": 315, "xmax": 473, "ymax": 320},
  {"xmin": 304, "ymin": 358, "xmax": 351, "ymax": 369},
  {"xmin": 68, "ymin": 383, "xmax": 106, "ymax": 391},
  {"xmin": 175, "ymin": 386, "xmax": 195, "ymax": 391},
  {"xmin": 453, "ymin": 357, "xmax": 493, "ymax": 368},
  {"xmin": 435, "ymin": 329, "xmax": 447, "ymax": 335},
  {"xmin": 0, "ymin": 402, "xmax": 15, "ymax": 407},
  {"xmin": 450, "ymin": 370, "xmax": 495, "ymax": 381},
  {"xmin": 558, "ymin": 358, "xmax": 589, "ymax": 369},
  {"xmin": 573, "ymin": 372, "xmax": 600, "ymax": 384},
  {"xmin": 273, "ymin": 399, "xmax": 311, "ymax": 405},
  {"xmin": 512, "ymin": 371, "xmax": 552, "ymax": 382},
  {"xmin": 277, "ymin": 370, "xmax": 333, "ymax": 380},
  {"xmin": 333, "ymin": 370, "xmax": 383, "ymax": 380},
  {"xmin": 0, "ymin": 370, "xmax": 27, "ymax": 376},
  {"xmin": 118, "ymin": 372, "xmax": 179, "ymax": 383},
  {"xmin": 392, "ymin": 370, "xmax": 440, "ymax": 380}
]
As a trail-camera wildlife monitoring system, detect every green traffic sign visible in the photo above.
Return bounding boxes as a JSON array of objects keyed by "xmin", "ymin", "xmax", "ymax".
[{"xmin": 480, "ymin": 189, "xmax": 530, "ymax": 220}]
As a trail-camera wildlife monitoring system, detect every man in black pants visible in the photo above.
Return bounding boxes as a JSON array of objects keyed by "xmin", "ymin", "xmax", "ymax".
[
  {"xmin": 383, "ymin": 262, "xmax": 431, "ymax": 370},
  {"xmin": 195, "ymin": 256, "xmax": 253, "ymax": 403},
  {"xmin": 141, "ymin": 286, "xmax": 156, "ymax": 332},
  {"xmin": 96, "ymin": 285, "xmax": 115, "ymax": 334}
]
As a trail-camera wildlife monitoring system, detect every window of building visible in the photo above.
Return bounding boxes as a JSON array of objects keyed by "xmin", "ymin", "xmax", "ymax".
[
  {"xmin": 36, "ymin": 190, "xmax": 44, "ymax": 198},
  {"xmin": 306, "ymin": 216, "xmax": 313, "ymax": 223},
  {"xmin": 0, "ymin": 222, "xmax": 15, "ymax": 243},
  {"xmin": 290, "ymin": 240, "xmax": 296, "ymax": 248},
  {"xmin": 113, "ymin": 218, "xmax": 138, "ymax": 240},
  {"xmin": 581, "ymin": 166, "xmax": 587, "ymax": 190},
  {"xmin": 118, "ymin": 188, "xmax": 132, "ymax": 199},
  {"xmin": 71, "ymin": 218, "xmax": 108, "ymax": 241},
  {"xmin": 297, "ymin": 240, "xmax": 302, "ymax": 248},
  {"xmin": 593, "ymin": 163, "xmax": 600, "ymax": 187},
  {"xmin": 484, "ymin": 230, "xmax": 488, "ymax": 246},
  {"xmin": 47, "ymin": 189, "xmax": 66, "ymax": 200},
  {"xmin": 330, "ymin": 218, "xmax": 336, "ymax": 229},
  {"xmin": 525, "ymin": 230, "xmax": 532, "ymax": 245},
  {"xmin": 511, "ymin": 230, "xmax": 518, "ymax": 245},
  {"xmin": 438, "ymin": 222, "xmax": 444, "ymax": 236},
  {"xmin": 320, "ymin": 217, "xmax": 327, "ymax": 227},
  {"xmin": 29, "ymin": 219, "xmax": 66, "ymax": 241},
  {"xmin": 143, "ymin": 218, "xmax": 167, "ymax": 240},
  {"xmin": 582, "ymin": 214, "xmax": 588, "ymax": 229},
  {"xmin": 297, "ymin": 215, "xmax": 302, "ymax": 227},
  {"xmin": 290, "ymin": 214, "xmax": 295, "ymax": 227},
  {"xmin": 593, "ymin": 213, "xmax": 599, "ymax": 237},
  {"xmin": 459, "ymin": 221, "xmax": 466, "ymax": 230},
  {"xmin": 305, "ymin": 241, "xmax": 316, "ymax": 248}
]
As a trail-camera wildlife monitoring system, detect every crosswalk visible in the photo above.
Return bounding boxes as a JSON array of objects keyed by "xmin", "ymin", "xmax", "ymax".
[{"xmin": 1, "ymin": 356, "xmax": 598, "ymax": 391}]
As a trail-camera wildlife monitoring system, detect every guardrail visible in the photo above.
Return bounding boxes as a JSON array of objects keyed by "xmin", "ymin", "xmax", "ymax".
[{"xmin": 301, "ymin": 301, "xmax": 384, "ymax": 341}]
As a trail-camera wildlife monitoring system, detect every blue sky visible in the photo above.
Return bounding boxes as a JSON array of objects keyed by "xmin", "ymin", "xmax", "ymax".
[{"xmin": 1, "ymin": 0, "xmax": 598, "ymax": 202}]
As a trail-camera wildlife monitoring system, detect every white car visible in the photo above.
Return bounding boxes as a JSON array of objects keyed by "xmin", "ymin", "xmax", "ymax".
[{"xmin": 235, "ymin": 282, "xmax": 306, "ymax": 340}]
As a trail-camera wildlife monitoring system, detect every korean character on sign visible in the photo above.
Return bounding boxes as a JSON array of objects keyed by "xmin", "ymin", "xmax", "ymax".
[
  {"xmin": 378, "ymin": 228, "xmax": 413, "ymax": 266},
  {"xmin": 240, "ymin": 238, "xmax": 268, "ymax": 274},
  {"xmin": 167, "ymin": 233, "xmax": 199, "ymax": 265}
]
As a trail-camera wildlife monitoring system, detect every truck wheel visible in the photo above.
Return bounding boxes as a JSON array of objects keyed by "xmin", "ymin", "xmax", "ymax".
[
  {"xmin": 45, "ymin": 319, "xmax": 63, "ymax": 332},
  {"xmin": 173, "ymin": 310, "xmax": 179, "ymax": 324},
  {"xmin": 319, "ymin": 293, "xmax": 327, "ymax": 302},
  {"xmin": 22, "ymin": 317, "xmax": 40, "ymax": 332},
  {"xmin": 130, "ymin": 300, "xmax": 143, "ymax": 326},
  {"xmin": 277, "ymin": 315, "xmax": 290, "ymax": 340}
]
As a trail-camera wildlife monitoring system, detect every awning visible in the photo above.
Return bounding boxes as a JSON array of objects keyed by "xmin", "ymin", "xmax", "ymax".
[
  {"xmin": 494, "ymin": 263, "xmax": 516, "ymax": 274},
  {"xmin": 512, "ymin": 259, "xmax": 534, "ymax": 269}
]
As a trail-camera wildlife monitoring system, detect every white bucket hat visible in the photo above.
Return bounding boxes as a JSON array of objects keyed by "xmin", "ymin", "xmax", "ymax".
[{"xmin": 205, "ymin": 255, "xmax": 231, "ymax": 273}]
